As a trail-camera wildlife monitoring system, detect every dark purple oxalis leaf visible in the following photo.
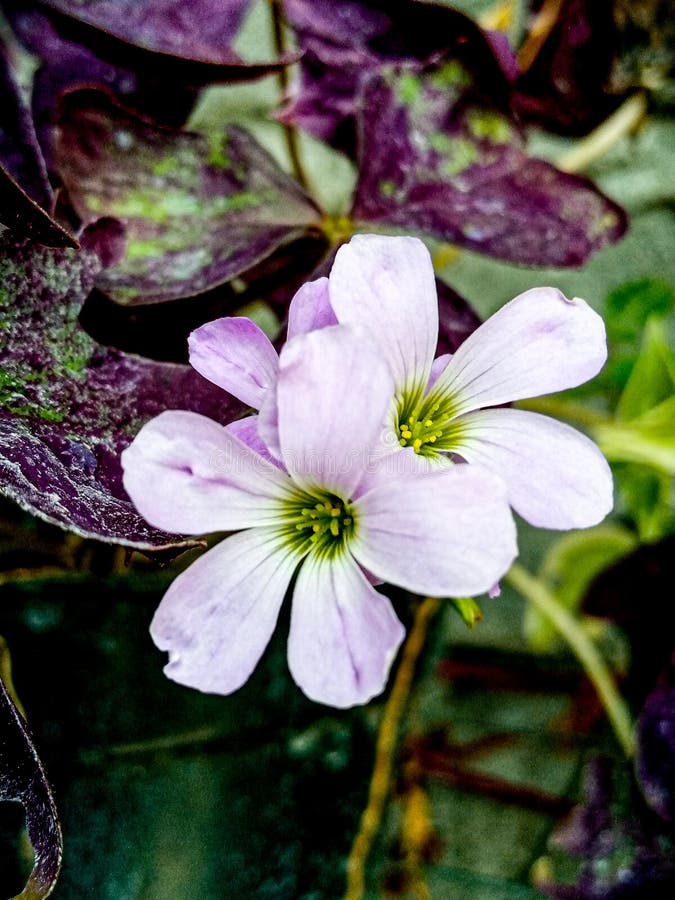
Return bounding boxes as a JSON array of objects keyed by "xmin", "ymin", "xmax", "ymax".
[
  {"xmin": 36, "ymin": 0, "xmax": 252, "ymax": 63},
  {"xmin": 54, "ymin": 90, "xmax": 322, "ymax": 305},
  {"xmin": 351, "ymin": 62, "xmax": 627, "ymax": 267},
  {"xmin": 0, "ymin": 35, "xmax": 76, "ymax": 247},
  {"xmin": 0, "ymin": 674, "xmax": 61, "ymax": 898},
  {"xmin": 280, "ymin": 0, "xmax": 511, "ymax": 156},
  {"xmin": 540, "ymin": 756, "xmax": 675, "ymax": 899},
  {"xmin": 5, "ymin": 0, "xmax": 294, "ymax": 83},
  {"xmin": 583, "ymin": 536, "xmax": 675, "ymax": 705},
  {"xmin": 0, "ymin": 236, "xmax": 243, "ymax": 548},
  {"xmin": 513, "ymin": 0, "xmax": 619, "ymax": 135},
  {"xmin": 2, "ymin": 0, "xmax": 298, "ymax": 168},
  {"xmin": 636, "ymin": 682, "xmax": 675, "ymax": 824}
]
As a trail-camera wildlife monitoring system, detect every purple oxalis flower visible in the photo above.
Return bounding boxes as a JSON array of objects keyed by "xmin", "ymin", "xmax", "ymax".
[
  {"xmin": 193, "ymin": 235, "xmax": 614, "ymax": 531},
  {"xmin": 121, "ymin": 325, "xmax": 517, "ymax": 707}
]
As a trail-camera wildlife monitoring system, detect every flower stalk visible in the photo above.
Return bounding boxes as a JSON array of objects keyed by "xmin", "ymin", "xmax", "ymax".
[
  {"xmin": 345, "ymin": 597, "xmax": 441, "ymax": 900},
  {"xmin": 269, "ymin": 0, "xmax": 309, "ymax": 189},
  {"xmin": 505, "ymin": 563, "xmax": 634, "ymax": 758}
]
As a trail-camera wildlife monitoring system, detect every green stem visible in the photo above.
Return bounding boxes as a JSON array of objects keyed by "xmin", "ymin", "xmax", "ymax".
[
  {"xmin": 269, "ymin": 0, "xmax": 309, "ymax": 189},
  {"xmin": 516, "ymin": 397, "xmax": 611, "ymax": 428},
  {"xmin": 506, "ymin": 563, "xmax": 635, "ymax": 758},
  {"xmin": 345, "ymin": 597, "xmax": 441, "ymax": 900},
  {"xmin": 557, "ymin": 92, "xmax": 648, "ymax": 174}
]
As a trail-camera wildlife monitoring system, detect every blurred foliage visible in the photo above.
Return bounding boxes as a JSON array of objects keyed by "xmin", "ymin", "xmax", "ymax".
[{"xmin": 0, "ymin": 1, "xmax": 674, "ymax": 898}]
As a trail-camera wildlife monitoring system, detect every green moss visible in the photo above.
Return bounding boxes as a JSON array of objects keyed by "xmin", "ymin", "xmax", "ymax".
[
  {"xmin": 90, "ymin": 187, "xmax": 270, "ymax": 226},
  {"xmin": 151, "ymin": 156, "xmax": 179, "ymax": 177},
  {"xmin": 207, "ymin": 132, "xmax": 231, "ymax": 169},
  {"xmin": 36, "ymin": 407, "xmax": 65, "ymax": 422},
  {"xmin": 466, "ymin": 109, "xmax": 512, "ymax": 143},
  {"xmin": 397, "ymin": 72, "xmax": 421, "ymax": 105},
  {"xmin": 429, "ymin": 60, "xmax": 471, "ymax": 90},
  {"xmin": 442, "ymin": 138, "xmax": 478, "ymax": 176},
  {"xmin": 379, "ymin": 180, "xmax": 397, "ymax": 198}
]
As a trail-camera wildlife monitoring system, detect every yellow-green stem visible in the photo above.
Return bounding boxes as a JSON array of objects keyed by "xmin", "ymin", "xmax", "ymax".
[
  {"xmin": 557, "ymin": 92, "xmax": 648, "ymax": 173},
  {"xmin": 269, "ymin": 0, "xmax": 309, "ymax": 189},
  {"xmin": 516, "ymin": 396, "xmax": 611, "ymax": 428},
  {"xmin": 506, "ymin": 563, "xmax": 634, "ymax": 758},
  {"xmin": 344, "ymin": 597, "xmax": 441, "ymax": 900}
]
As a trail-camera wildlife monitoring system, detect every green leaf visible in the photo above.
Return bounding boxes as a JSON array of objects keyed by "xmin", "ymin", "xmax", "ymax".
[
  {"xmin": 615, "ymin": 317, "xmax": 675, "ymax": 421},
  {"xmin": 614, "ymin": 464, "xmax": 674, "ymax": 542},
  {"xmin": 524, "ymin": 526, "xmax": 637, "ymax": 652},
  {"xmin": 596, "ymin": 399, "xmax": 675, "ymax": 474},
  {"xmin": 450, "ymin": 596, "xmax": 484, "ymax": 629}
]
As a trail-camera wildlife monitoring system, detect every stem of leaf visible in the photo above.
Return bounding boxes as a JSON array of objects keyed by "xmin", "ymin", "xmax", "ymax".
[
  {"xmin": 344, "ymin": 597, "xmax": 441, "ymax": 900},
  {"xmin": 505, "ymin": 563, "xmax": 635, "ymax": 758},
  {"xmin": 269, "ymin": 0, "xmax": 309, "ymax": 189},
  {"xmin": 516, "ymin": 396, "xmax": 611, "ymax": 428},
  {"xmin": 557, "ymin": 92, "xmax": 648, "ymax": 174}
]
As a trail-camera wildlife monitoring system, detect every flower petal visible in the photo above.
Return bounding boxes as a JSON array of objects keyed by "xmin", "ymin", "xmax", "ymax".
[
  {"xmin": 287, "ymin": 551, "xmax": 405, "ymax": 708},
  {"xmin": 276, "ymin": 325, "xmax": 394, "ymax": 497},
  {"xmin": 286, "ymin": 276, "xmax": 337, "ymax": 339},
  {"xmin": 188, "ymin": 317, "xmax": 279, "ymax": 409},
  {"xmin": 452, "ymin": 408, "xmax": 614, "ymax": 529},
  {"xmin": 150, "ymin": 528, "xmax": 298, "ymax": 695},
  {"xmin": 427, "ymin": 352, "xmax": 452, "ymax": 392},
  {"xmin": 329, "ymin": 234, "xmax": 438, "ymax": 395},
  {"xmin": 121, "ymin": 410, "xmax": 289, "ymax": 533},
  {"xmin": 351, "ymin": 464, "xmax": 517, "ymax": 596},
  {"xmin": 430, "ymin": 287, "xmax": 607, "ymax": 415},
  {"xmin": 226, "ymin": 415, "xmax": 284, "ymax": 469}
]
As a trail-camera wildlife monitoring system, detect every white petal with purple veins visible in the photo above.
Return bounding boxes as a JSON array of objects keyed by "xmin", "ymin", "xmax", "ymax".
[
  {"xmin": 432, "ymin": 287, "xmax": 607, "ymax": 415},
  {"xmin": 287, "ymin": 277, "xmax": 337, "ymax": 338},
  {"xmin": 329, "ymin": 234, "xmax": 438, "ymax": 395},
  {"xmin": 188, "ymin": 317, "xmax": 279, "ymax": 409},
  {"xmin": 151, "ymin": 528, "xmax": 299, "ymax": 695},
  {"xmin": 351, "ymin": 464, "xmax": 517, "ymax": 597},
  {"xmin": 287, "ymin": 551, "xmax": 405, "ymax": 707},
  {"xmin": 121, "ymin": 410, "xmax": 289, "ymax": 533},
  {"xmin": 276, "ymin": 326, "xmax": 394, "ymax": 497},
  {"xmin": 226, "ymin": 415, "xmax": 284, "ymax": 469},
  {"xmin": 451, "ymin": 408, "xmax": 614, "ymax": 529}
]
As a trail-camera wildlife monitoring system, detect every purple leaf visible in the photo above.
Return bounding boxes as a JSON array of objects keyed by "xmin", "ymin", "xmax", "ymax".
[
  {"xmin": 636, "ymin": 684, "xmax": 675, "ymax": 824},
  {"xmin": 280, "ymin": 0, "xmax": 510, "ymax": 156},
  {"xmin": 37, "ymin": 0, "xmax": 252, "ymax": 61},
  {"xmin": 583, "ymin": 536, "xmax": 675, "ymax": 705},
  {"xmin": 2, "ymin": 0, "xmax": 298, "ymax": 169},
  {"xmin": 0, "ymin": 35, "xmax": 77, "ymax": 247},
  {"xmin": 0, "ymin": 236, "xmax": 243, "ymax": 548},
  {"xmin": 54, "ymin": 90, "xmax": 322, "ymax": 305},
  {"xmin": 435, "ymin": 277, "xmax": 481, "ymax": 355},
  {"xmin": 513, "ymin": 0, "xmax": 619, "ymax": 135},
  {"xmin": 12, "ymin": 0, "xmax": 294, "ymax": 79},
  {"xmin": 351, "ymin": 63, "xmax": 627, "ymax": 267},
  {"xmin": 542, "ymin": 756, "xmax": 675, "ymax": 898},
  {"xmin": 0, "ymin": 675, "xmax": 62, "ymax": 898}
]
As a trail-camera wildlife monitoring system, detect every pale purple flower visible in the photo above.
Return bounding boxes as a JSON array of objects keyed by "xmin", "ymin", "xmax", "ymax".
[
  {"xmin": 122, "ymin": 326, "xmax": 517, "ymax": 707},
  {"xmin": 194, "ymin": 234, "xmax": 613, "ymax": 530}
]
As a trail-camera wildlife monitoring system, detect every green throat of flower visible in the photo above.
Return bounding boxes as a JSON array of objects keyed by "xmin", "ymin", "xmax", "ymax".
[
  {"xmin": 396, "ymin": 388, "xmax": 461, "ymax": 457},
  {"xmin": 282, "ymin": 489, "xmax": 356, "ymax": 558}
]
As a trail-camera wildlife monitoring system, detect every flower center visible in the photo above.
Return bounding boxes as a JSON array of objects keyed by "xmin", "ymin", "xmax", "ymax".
[
  {"xmin": 397, "ymin": 403, "xmax": 445, "ymax": 454},
  {"xmin": 395, "ymin": 389, "xmax": 462, "ymax": 456},
  {"xmin": 282, "ymin": 489, "xmax": 355, "ymax": 557}
]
